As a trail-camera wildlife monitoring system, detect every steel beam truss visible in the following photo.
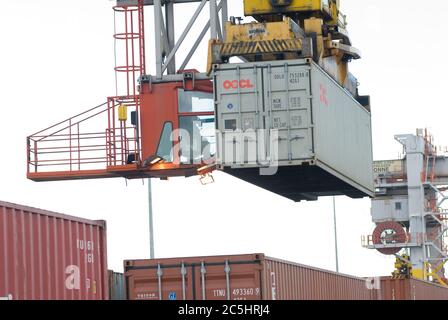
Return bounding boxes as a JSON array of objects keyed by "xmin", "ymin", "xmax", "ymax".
[{"xmin": 134, "ymin": 0, "xmax": 228, "ymax": 79}]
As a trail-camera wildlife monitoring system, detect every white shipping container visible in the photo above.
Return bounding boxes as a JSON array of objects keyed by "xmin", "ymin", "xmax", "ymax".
[{"xmin": 213, "ymin": 58, "xmax": 374, "ymax": 201}]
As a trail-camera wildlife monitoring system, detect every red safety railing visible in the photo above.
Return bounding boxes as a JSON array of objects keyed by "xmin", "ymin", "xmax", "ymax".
[
  {"xmin": 26, "ymin": 1, "xmax": 147, "ymax": 181},
  {"xmin": 27, "ymin": 96, "xmax": 141, "ymax": 180}
]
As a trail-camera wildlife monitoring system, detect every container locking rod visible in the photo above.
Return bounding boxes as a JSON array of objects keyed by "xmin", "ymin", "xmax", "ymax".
[
  {"xmin": 225, "ymin": 260, "xmax": 231, "ymax": 300},
  {"xmin": 157, "ymin": 263, "xmax": 163, "ymax": 300},
  {"xmin": 200, "ymin": 261, "xmax": 206, "ymax": 300},
  {"xmin": 181, "ymin": 262, "xmax": 187, "ymax": 300}
]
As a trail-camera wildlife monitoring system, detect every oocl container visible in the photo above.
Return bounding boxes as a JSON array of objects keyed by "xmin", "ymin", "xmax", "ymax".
[
  {"xmin": 0, "ymin": 200, "xmax": 108, "ymax": 300},
  {"xmin": 213, "ymin": 58, "xmax": 374, "ymax": 201},
  {"xmin": 124, "ymin": 253, "xmax": 377, "ymax": 300}
]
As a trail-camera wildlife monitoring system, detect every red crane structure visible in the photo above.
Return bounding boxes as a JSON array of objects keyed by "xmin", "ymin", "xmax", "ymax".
[
  {"xmin": 27, "ymin": 0, "xmax": 222, "ymax": 182},
  {"xmin": 26, "ymin": 0, "xmax": 373, "ymax": 202}
]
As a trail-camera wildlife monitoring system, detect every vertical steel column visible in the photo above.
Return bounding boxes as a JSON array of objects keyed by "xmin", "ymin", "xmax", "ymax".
[
  {"xmin": 209, "ymin": 0, "xmax": 218, "ymax": 39},
  {"xmin": 221, "ymin": 0, "xmax": 228, "ymax": 40},
  {"xmin": 153, "ymin": 0, "xmax": 163, "ymax": 78},
  {"xmin": 401, "ymin": 135, "xmax": 427, "ymax": 279},
  {"xmin": 165, "ymin": 2, "xmax": 176, "ymax": 74}
]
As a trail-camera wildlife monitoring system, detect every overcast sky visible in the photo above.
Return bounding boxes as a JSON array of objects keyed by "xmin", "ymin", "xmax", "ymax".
[{"xmin": 1, "ymin": 0, "xmax": 448, "ymax": 277}]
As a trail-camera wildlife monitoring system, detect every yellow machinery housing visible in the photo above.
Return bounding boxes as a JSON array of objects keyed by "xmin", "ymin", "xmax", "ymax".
[
  {"xmin": 217, "ymin": 17, "xmax": 310, "ymax": 62},
  {"xmin": 392, "ymin": 254, "xmax": 412, "ymax": 279},
  {"xmin": 209, "ymin": 0, "xmax": 367, "ymax": 104},
  {"xmin": 244, "ymin": 0, "xmax": 339, "ymax": 25}
]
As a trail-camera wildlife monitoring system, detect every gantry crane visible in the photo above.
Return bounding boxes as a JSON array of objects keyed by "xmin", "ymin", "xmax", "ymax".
[
  {"xmin": 26, "ymin": 0, "xmax": 372, "ymax": 202},
  {"xmin": 363, "ymin": 129, "xmax": 448, "ymax": 286}
]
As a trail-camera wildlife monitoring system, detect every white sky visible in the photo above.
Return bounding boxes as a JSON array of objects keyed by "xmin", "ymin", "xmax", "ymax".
[{"xmin": 1, "ymin": 0, "xmax": 448, "ymax": 277}]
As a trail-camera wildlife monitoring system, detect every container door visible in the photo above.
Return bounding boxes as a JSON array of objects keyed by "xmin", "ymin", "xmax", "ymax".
[
  {"xmin": 262, "ymin": 62, "xmax": 313, "ymax": 162},
  {"xmin": 216, "ymin": 66, "xmax": 264, "ymax": 166},
  {"xmin": 126, "ymin": 264, "xmax": 194, "ymax": 300},
  {"xmin": 194, "ymin": 261, "xmax": 263, "ymax": 300}
]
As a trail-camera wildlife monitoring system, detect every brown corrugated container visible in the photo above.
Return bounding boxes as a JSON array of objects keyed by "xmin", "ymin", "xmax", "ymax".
[
  {"xmin": 124, "ymin": 253, "xmax": 377, "ymax": 300},
  {"xmin": 380, "ymin": 277, "xmax": 448, "ymax": 300},
  {"xmin": 0, "ymin": 200, "xmax": 108, "ymax": 300}
]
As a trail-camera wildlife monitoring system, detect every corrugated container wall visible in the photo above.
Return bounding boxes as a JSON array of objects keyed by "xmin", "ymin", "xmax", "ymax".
[
  {"xmin": 214, "ymin": 59, "xmax": 374, "ymax": 201},
  {"xmin": 0, "ymin": 201, "xmax": 108, "ymax": 300},
  {"xmin": 124, "ymin": 254, "xmax": 377, "ymax": 300},
  {"xmin": 108, "ymin": 271, "xmax": 126, "ymax": 300},
  {"xmin": 380, "ymin": 278, "xmax": 448, "ymax": 300}
]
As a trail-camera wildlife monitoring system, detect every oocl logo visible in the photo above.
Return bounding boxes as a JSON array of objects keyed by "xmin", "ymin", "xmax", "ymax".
[{"xmin": 223, "ymin": 79, "xmax": 254, "ymax": 90}]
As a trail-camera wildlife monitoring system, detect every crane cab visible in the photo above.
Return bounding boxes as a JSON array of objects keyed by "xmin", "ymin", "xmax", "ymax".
[
  {"xmin": 27, "ymin": 72, "xmax": 215, "ymax": 181},
  {"xmin": 137, "ymin": 72, "xmax": 215, "ymax": 178}
]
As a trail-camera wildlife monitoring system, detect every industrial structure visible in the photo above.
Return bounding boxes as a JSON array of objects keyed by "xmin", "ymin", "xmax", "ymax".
[
  {"xmin": 363, "ymin": 130, "xmax": 448, "ymax": 286},
  {"xmin": 13, "ymin": 0, "xmax": 448, "ymax": 299},
  {"xmin": 26, "ymin": 0, "xmax": 373, "ymax": 202}
]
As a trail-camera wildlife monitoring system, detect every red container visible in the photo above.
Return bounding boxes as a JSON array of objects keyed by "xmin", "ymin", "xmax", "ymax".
[
  {"xmin": 380, "ymin": 277, "xmax": 448, "ymax": 300},
  {"xmin": 0, "ymin": 200, "xmax": 108, "ymax": 300},
  {"xmin": 124, "ymin": 253, "xmax": 377, "ymax": 300}
]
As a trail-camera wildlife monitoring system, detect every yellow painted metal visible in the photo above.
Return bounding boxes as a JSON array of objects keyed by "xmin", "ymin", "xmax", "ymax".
[
  {"xmin": 411, "ymin": 268, "xmax": 425, "ymax": 280},
  {"xmin": 244, "ymin": 0, "xmax": 339, "ymax": 24},
  {"xmin": 303, "ymin": 17, "xmax": 323, "ymax": 35},
  {"xmin": 206, "ymin": 38, "xmax": 221, "ymax": 75},
  {"xmin": 220, "ymin": 39, "xmax": 303, "ymax": 58},
  {"xmin": 304, "ymin": 17, "xmax": 323, "ymax": 58},
  {"xmin": 214, "ymin": 2, "xmax": 358, "ymax": 94},
  {"xmin": 217, "ymin": 18, "xmax": 305, "ymax": 60},
  {"xmin": 424, "ymin": 261, "xmax": 448, "ymax": 287},
  {"xmin": 225, "ymin": 19, "xmax": 300, "ymax": 43},
  {"xmin": 118, "ymin": 105, "xmax": 128, "ymax": 122},
  {"xmin": 391, "ymin": 254, "xmax": 412, "ymax": 279}
]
